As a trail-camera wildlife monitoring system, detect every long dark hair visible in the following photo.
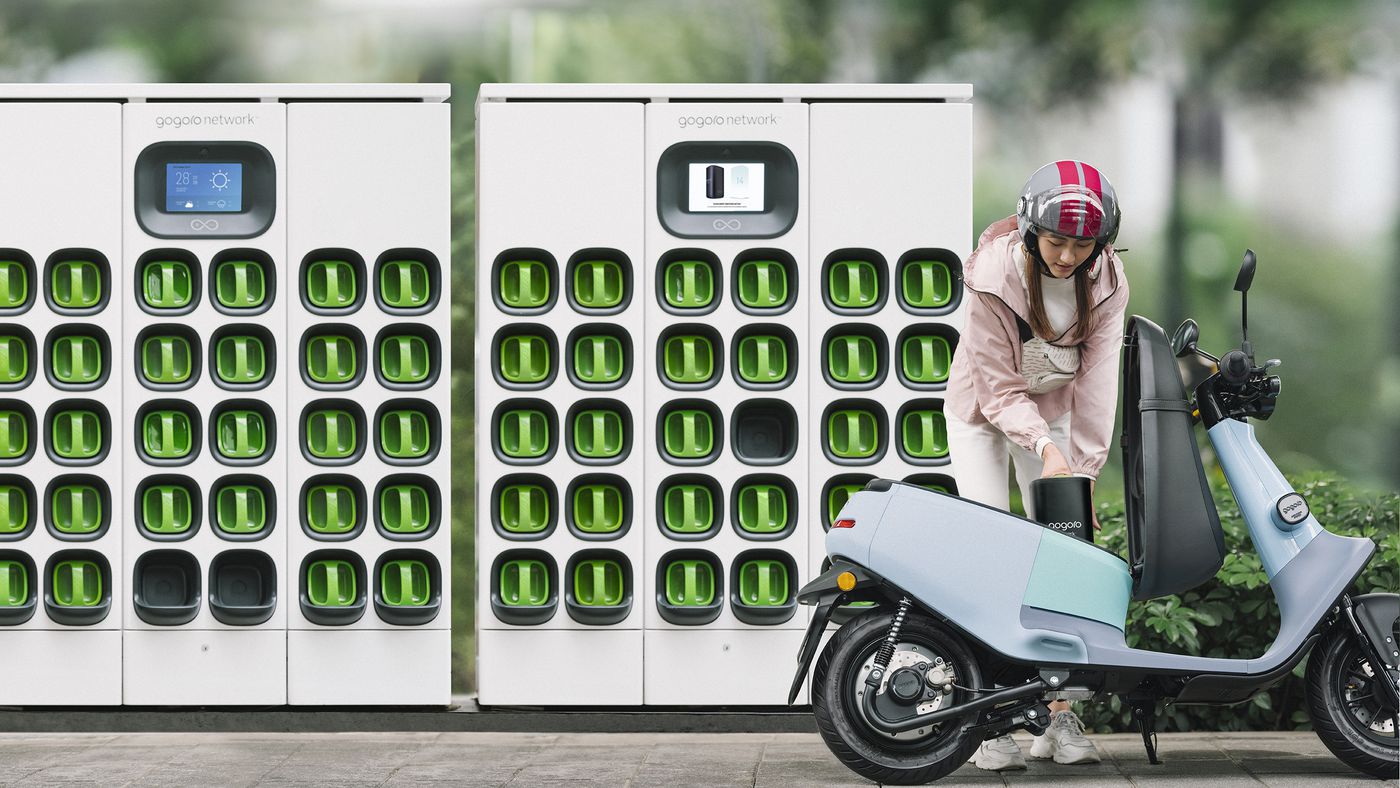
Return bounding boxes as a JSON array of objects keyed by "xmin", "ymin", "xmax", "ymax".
[{"xmin": 1023, "ymin": 244, "xmax": 1094, "ymax": 344}]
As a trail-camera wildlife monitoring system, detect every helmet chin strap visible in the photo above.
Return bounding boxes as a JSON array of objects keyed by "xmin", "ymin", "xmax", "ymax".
[{"xmin": 1024, "ymin": 231, "xmax": 1105, "ymax": 279}]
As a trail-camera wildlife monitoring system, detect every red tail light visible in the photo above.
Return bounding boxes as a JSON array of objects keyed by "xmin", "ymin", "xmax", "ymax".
[{"xmin": 832, "ymin": 518, "xmax": 855, "ymax": 529}]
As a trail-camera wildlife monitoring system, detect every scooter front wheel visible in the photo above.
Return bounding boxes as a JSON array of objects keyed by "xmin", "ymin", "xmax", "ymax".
[
  {"xmin": 1304, "ymin": 626, "xmax": 1399, "ymax": 779},
  {"xmin": 812, "ymin": 610, "xmax": 981, "ymax": 785}
]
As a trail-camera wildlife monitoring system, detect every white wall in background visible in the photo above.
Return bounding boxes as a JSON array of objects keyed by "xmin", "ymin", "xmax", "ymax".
[{"xmin": 1223, "ymin": 76, "xmax": 1400, "ymax": 246}]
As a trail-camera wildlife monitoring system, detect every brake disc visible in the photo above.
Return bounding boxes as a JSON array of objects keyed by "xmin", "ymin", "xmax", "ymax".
[
  {"xmin": 1347, "ymin": 659, "xmax": 1398, "ymax": 737},
  {"xmin": 854, "ymin": 641, "xmax": 955, "ymax": 742}
]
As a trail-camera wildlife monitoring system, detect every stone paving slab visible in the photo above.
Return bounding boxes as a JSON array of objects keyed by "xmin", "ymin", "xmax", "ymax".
[{"xmin": 0, "ymin": 731, "xmax": 1393, "ymax": 786}]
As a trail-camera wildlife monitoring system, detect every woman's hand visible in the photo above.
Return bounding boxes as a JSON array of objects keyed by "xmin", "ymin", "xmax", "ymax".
[{"xmin": 1039, "ymin": 443, "xmax": 1071, "ymax": 477}]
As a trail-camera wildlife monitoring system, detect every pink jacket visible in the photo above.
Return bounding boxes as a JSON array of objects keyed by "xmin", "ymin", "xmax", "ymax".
[{"xmin": 945, "ymin": 215, "xmax": 1130, "ymax": 478}]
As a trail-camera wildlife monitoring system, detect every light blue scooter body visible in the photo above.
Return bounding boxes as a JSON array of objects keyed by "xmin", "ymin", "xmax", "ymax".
[{"xmin": 826, "ymin": 417, "xmax": 1374, "ymax": 674}]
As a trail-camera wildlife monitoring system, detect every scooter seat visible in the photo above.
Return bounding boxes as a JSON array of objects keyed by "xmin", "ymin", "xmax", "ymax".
[{"xmin": 1121, "ymin": 316, "xmax": 1227, "ymax": 601}]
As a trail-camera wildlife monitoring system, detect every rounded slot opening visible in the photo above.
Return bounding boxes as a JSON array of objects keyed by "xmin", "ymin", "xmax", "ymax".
[
  {"xmin": 656, "ymin": 324, "xmax": 723, "ymax": 391},
  {"xmin": 656, "ymin": 473, "xmax": 722, "ymax": 541},
  {"xmin": 210, "ymin": 248, "xmax": 276, "ymax": 316},
  {"xmin": 491, "ymin": 473, "xmax": 557, "ymax": 541},
  {"xmin": 566, "ymin": 248, "xmax": 633, "ymax": 315},
  {"xmin": 491, "ymin": 248, "xmax": 559, "ymax": 315},
  {"xmin": 655, "ymin": 249, "xmax": 721, "ymax": 316},
  {"xmin": 300, "ymin": 474, "xmax": 367, "ymax": 541},
  {"xmin": 565, "ymin": 324, "xmax": 632, "ymax": 391},
  {"xmin": 821, "ymin": 248, "xmax": 888, "ymax": 315},
  {"xmin": 132, "ymin": 549, "xmax": 201, "ymax": 626},
  {"xmin": 565, "ymin": 473, "xmax": 632, "ymax": 541},
  {"xmin": 299, "ymin": 399, "xmax": 367, "ymax": 466},
  {"xmin": 492, "ymin": 399, "xmax": 558, "ymax": 466},
  {"xmin": 300, "ymin": 249, "xmax": 367, "ymax": 315},
  {"xmin": 135, "ymin": 249, "xmax": 201, "ymax": 316},
  {"xmin": 656, "ymin": 399, "xmax": 723, "ymax": 466},
  {"xmin": 821, "ymin": 324, "xmax": 889, "ymax": 391},
  {"xmin": 209, "ymin": 549, "xmax": 278, "ymax": 626},
  {"xmin": 821, "ymin": 399, "xmax": 888, "ymax": 465},
  {"xmin": 134, "ymin": 474, "xmax": 201, "ymax": 541},
  {"xmin": 730, "ymin": 399, "xmax": 798, "ymax": 465},
  {"xmin": 491, "ymin": 324, "xmax": 558, "ymax": 391},
  {"xmin": 45, "ymin": 249, "xmax": 112, "ymax": 316}
]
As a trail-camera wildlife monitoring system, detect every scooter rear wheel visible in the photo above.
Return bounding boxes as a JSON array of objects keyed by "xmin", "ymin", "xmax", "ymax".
[
  {"xmin": 1304, "ymin": 627, "xmax": 1399, "ymax": 779},
  {"xmin": 812, "ymin": 610, "xmax": 981, "ymax": 785}
]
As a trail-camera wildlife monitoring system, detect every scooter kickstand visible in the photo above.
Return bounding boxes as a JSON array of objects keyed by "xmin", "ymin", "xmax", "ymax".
[{"xmin": 1129, "ymin": 697, "xmax": 1163, "ymax": 765}]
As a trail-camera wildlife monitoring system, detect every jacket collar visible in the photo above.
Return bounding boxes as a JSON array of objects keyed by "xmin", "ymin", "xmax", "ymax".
[{"xmin": 962, "ymin": 214, "xmax": 1123, "ymax": 343}]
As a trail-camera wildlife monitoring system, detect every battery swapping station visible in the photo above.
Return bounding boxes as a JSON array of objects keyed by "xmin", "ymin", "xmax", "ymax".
[
  {"xmin": 0, "ymin": 84, "xmax": 450, "ymax": 706},
  {"xmin": 476, "ymin": 84, "xmax": 971, "ymax": 705}
]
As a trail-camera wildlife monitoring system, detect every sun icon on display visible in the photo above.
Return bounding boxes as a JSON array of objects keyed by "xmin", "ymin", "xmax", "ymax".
[{"xmin": 210, "ymin": 169, "xmax": 231, "ymax": 190}]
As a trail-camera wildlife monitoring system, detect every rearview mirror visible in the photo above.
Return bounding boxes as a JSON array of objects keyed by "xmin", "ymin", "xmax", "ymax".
[
  {"xmin": 1234, "ymin": 249, "xmax": 1256, "ymax": 293},
  {"xmin": 1171, "ymin": 319, "xmax": 1200, "ymax": 358}
]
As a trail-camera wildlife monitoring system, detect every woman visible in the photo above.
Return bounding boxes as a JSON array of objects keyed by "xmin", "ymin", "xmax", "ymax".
[{"xmin": 945, "ymin": 160, "xmax": 1130, "ymax": 771}]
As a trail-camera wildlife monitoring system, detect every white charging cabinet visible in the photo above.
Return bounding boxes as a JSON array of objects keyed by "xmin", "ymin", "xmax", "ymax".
[
  {"xmin": 0, "ymin": 84, "xmax": 450, "ymax": 706},
  {"xmin": 475, "ymin": 84, "xmax": 970, "ymax": 706}
]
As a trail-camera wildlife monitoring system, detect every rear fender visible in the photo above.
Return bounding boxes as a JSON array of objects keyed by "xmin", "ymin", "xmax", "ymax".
[
  {"xmin": 796, "ymin": 560, "xmax": 882, "ymax": 606},
  {"xmin": 788, "ymin": 560, "xmax": 905, "ymax": 705}
]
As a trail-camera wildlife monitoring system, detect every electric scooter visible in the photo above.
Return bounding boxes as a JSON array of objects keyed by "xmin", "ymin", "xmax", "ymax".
[{"xmin": 789, "ymin": 250, "xmax": 1399, "ymax": 784}]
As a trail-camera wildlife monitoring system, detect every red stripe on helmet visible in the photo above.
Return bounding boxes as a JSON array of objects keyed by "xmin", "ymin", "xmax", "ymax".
[
  {"xmin": 1055, "ymin": 160, "xmax": 1081, "ymax": 235},
  {"xmin": 1080, "ymin": 163, "xmax": 1104, "ymax": 238},
  {"xmin": 1080, "ymin": 163, "xmax": 1103, "ymax": 199},
  {"xmin": 1056, "ymin": 160, "xmax": 1080, "ymax": 187}
]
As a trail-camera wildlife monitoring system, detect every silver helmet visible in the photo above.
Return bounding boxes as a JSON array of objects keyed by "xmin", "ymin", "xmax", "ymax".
[{"xmin": 1016, "ymin": 160, "xmax": 1121, "ymax": 269}]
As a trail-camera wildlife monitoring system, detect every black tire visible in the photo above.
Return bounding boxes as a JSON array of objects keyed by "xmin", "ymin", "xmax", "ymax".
[
  {"xmin": 1304, "ymin": 627, "xmax": 1399, "ymax": 779},
  {"xmin": 812, "ymin": 611, "xmax": 982, "ymax": 785}
]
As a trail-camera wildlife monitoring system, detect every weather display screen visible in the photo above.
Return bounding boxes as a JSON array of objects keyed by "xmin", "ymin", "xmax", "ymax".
[{"xmin": 165, "ymin": 162, "xmax": 243, "ymax": 212}]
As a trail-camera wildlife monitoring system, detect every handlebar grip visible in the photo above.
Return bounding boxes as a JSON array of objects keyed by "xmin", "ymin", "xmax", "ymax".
[{"xmin": 1220, "ymin": 350, "xmax": 1252, "ymax": 386}]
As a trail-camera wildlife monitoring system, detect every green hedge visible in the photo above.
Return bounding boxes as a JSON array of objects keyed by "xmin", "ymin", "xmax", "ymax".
[{"xmin": 1076, "ymin": 471, "xmax": 1398, "ymax": 732}]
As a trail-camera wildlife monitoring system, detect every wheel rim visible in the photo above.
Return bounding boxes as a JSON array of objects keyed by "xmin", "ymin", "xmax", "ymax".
[
  {"xmin": 1336, "ymin": 642, "xmax": 1398, "ymax": 746},
  {"xmin": 845, "ymin": 637, "xmax": 965, "ymax": 748}
]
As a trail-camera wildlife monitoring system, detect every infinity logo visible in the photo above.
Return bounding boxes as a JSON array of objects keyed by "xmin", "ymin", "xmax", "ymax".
[
  {"xmin": 712, "ymin": 218, "xmax": 741, "ymax": 231},
  {"xmin": 190, "ymin": 219, "xmax": 220, "ymax": 231}
]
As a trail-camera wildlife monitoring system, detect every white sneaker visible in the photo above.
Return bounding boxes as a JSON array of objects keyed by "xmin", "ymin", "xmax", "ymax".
[
  {"xmin": 972, "ymin": 735, "xmax": 1027, "ymax": 771},
  {"xmin": 1029, "ymin": 710, "xmax": 1102, "ymax": 764}
]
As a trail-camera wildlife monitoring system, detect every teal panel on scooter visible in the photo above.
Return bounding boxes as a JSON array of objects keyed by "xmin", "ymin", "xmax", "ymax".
[{"xmin": 1022, "ymin": 532, "xmax": 1131, "ymax": 631}]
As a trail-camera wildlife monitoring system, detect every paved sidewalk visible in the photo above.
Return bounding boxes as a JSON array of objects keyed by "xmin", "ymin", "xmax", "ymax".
[{"xmin": 0, "ymin": 731, "xmax": 1394, "ymax": 786}]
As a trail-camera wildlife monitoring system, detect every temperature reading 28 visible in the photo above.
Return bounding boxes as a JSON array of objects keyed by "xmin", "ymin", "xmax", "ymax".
[{"xmin": 164, "ymin": 162, "xmax": 243, "ymax": 212}]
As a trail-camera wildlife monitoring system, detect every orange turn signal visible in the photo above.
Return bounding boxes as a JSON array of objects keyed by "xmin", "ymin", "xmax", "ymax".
[{"xmin": 837, "ymin": 571, "xmax": 857, "ymax": 591}]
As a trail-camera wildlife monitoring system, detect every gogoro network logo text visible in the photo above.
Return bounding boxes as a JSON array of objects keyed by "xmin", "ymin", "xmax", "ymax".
[
  {"xmin": 154, "ymin": 113, "xmax": 257, "ymax": 129},
  {"xmin": 676, "ymin": 112, "xmax": 780, "ymax": 129}
]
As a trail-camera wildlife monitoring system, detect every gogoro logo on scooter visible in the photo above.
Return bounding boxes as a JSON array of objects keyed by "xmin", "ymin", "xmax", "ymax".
[
  {"xmin": 1276, "ymin": 493, "xmax": 1309, "ymax": 525},
  {"xmin": 1045, "ymin": 521, "xmax": 1082, "ymax": 533},
  {"xmin": 154, "ymin": 113, "xmax": 257, "ymax": 129},
  {"xmin": 676, "ymin": 112, "xmax": 780, "ymax": 129}
]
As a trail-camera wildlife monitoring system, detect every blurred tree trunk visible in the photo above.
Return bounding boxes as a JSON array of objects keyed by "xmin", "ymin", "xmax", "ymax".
[
  {"xmin": 1391, "ymin": 84, "xmax": 1400, "ymax": 489},
  {"xmin": 1161, "ymin": 94, "xmax": 1225, "ymax": 333}
]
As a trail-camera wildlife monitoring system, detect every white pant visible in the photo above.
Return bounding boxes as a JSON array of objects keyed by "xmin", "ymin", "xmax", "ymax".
[{"xmin": 944, "ymin": 409, "xmax": 1072, "ymax": 521}]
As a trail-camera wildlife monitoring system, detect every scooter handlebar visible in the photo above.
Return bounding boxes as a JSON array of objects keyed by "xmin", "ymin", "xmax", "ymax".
[{"xmin": 1219, "ymin": 349, "xmax": 1253, "ymax": 387}]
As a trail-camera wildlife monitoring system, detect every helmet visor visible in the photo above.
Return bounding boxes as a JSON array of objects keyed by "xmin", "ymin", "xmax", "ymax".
[{"xmin": 1024, "ymin": 185, "xmax": 1110, "ymax": 241}]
